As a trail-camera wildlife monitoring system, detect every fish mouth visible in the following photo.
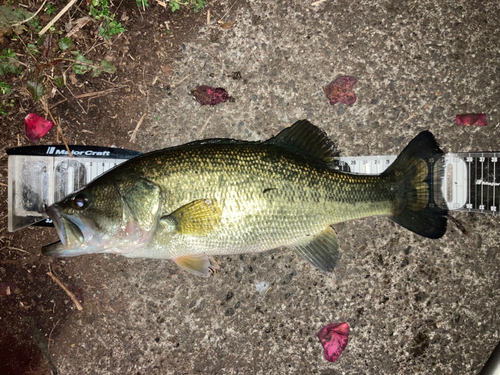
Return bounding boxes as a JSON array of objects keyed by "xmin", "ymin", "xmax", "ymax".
[{"xmin": 42, "ymin": 205, "xmax": 94, "ymax": 257}]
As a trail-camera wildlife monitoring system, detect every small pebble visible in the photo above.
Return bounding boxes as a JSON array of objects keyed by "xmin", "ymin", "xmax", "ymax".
[{"xmin": 255, "ymin": 281, "xmax": 270, "ymax": 294}]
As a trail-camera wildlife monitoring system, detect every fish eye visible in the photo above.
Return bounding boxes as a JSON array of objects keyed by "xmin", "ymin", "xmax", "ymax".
[{"xmin": 73, "ymin": 193, "xmax": 88, "ymax": 209}]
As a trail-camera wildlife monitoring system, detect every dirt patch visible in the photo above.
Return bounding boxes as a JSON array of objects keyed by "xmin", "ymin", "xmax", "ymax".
[{"xmin": 0, "ymin": 1, "xmax": 230, "ymax": 373}]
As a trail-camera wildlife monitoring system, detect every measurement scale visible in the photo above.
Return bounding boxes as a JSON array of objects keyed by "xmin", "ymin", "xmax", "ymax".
[
  {"xmin": 335, "ymin": 153, "xmax": 500, "ymax": 215},
  {"xmin": 7, "ymin": 145, "xmax": 141, "ymax": 232},
  {"xmin": 6, "ymin": 146, "xmax": 500, "ymax": 232}
]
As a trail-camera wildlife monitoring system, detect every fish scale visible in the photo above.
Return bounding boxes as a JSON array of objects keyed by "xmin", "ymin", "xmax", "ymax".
[
  {"xmin": 39, "ymin": 120, "xmax": 447, "ymax": 277},
  {"xmin": 111, "ymin": 143, "xmax": 399, "ymax": 258}
]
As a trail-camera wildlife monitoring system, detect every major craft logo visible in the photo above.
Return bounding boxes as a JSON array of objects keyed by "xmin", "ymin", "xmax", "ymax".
[{"xmin": 46, "ymin": 147, "xmax": 110, "ymax": 156}]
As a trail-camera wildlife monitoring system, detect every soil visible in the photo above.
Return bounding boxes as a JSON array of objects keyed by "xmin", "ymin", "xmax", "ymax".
[
  {"xmin": 2, "ymin": 0, "xmax": 499, "ymax": 374},
  {"xmin": 0, "ymin": 1, "xmax": 229, "ymax": 373}
]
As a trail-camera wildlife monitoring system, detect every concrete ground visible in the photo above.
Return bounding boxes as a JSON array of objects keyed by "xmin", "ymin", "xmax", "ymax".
[{"xmin": 13, "ymin": 0, "xmax": 500, "ymax": 374}]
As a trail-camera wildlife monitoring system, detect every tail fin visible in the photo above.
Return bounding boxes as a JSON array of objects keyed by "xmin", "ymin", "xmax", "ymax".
[{"xmin": 382, "ymin": 131, "xmax": 448, "ymax": 239}]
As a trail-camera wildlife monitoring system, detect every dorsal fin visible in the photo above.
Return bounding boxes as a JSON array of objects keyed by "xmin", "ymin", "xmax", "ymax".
[{"xmin": 265, "ymin": 120, "xmax": 339, "ymax": 164}]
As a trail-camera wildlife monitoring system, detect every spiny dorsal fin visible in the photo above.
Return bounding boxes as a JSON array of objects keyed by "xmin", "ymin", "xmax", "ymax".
[{"xmin": 265, "ymin": 120, "xmax": 339, "ymax": 164}]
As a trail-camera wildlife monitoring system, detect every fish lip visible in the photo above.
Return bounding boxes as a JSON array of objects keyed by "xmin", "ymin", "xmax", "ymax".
[
  {"xmin": 41, "ymin": 240, "xmax": 95, "ymax": 257},
  {"xmin": 46, "ymin": 205, "xmax": 68, "ymax": 246},
  {"xmin": 44, "ymin": 204, "xmax": 87, "ymax": 254},
  {"xmin": 42, "ymin": 240, "xmax": 68, "ymax": 256}
]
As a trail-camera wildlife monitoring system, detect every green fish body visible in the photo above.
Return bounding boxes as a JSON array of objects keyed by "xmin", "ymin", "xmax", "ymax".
[{"xmin": 43, "ymin": 120, "xmax": 447, "ymax": 277}]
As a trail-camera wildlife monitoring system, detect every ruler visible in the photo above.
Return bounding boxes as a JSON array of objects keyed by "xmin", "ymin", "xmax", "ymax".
[
  {"xmin": 7, "ymin": 145, "xmax": 141, "ymax": 232},
  {"xmin": 6, "ymin": 146, "xmax": 500, "ymax": 232},
  {"xmin": 336, "ymin": 153, "xmax": 500, "ymax": 215}
]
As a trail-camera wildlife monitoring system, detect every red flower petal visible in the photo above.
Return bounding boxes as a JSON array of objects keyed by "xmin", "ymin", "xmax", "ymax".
[
  {"xmin": 317, "ymin": 322, "xmax": 350, "ymax": 362},
  {"xmin": 191, "ymin": 85, "xmax": 229, "ymax": 106},
  {"xmin": 323, "ymin": 76, "xmax": 358, "ymax": 106},
  {"xmin": 24, "ymin": 113, "xmax": 54, "ymax": 143},
  {"xmin": 456, "ymin": 113, "xmax": 487, "ymax": 126}
]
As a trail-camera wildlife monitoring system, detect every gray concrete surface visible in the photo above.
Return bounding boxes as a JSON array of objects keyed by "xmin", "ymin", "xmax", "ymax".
[{"xmin": 49, "ymin": 0, "xmax": 500, "ymax": 373}]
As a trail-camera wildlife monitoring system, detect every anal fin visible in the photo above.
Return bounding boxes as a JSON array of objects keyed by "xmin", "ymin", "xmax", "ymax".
[
  {"xmin": 291, "ymin": 226, "xmax": 341, "ymax": 272},
  {"xmin": 172, "ymin": 254, "xmax": 220, "ymax": 277}
]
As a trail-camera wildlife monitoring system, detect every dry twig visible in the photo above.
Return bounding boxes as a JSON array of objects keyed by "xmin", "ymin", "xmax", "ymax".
[
  {"xmin": 129, "ymin": 113, "xmax": 147, "ymax": 143},
  {"xmin": 10, "ymin": 0, "xmax": 47, "ymax": 27},
  {"xmin": 64, "ymin": 85, "xmax": 87, "ymax": 114},
  {"xmin": 74, "ymin": 88, "xmax": 118, "ymax": 99},
  {"xmin": 66, "ymin": 16, "xmax": 92, "ymax": 38},
  {"xmin": 48, "ymin": 319, "xmax": 60, "ymax": 351},
  {"xmin": 397, "ymin": 113, "xmax": 417, "ymax": 127},
  {"xmin": 198, "ymin": 116, "xmax": 212, "ymax": 136},
  {"xmin": 39, "ymin": 0, "xmax": 79, "ymax": 36},
  {"xmin": 4, "ymin": 247, "xmax": 29, "ymax": 254},
  {"xmin": 172, "ymin": 74, "xmax": 192, "ymax": 88},
  {"xmin": 49, "ymin": 98, "xmax": 68, "ymax": 109},
  {"xmin": 47, "ymin": 110, "xmax": 72, "ymax": 157},
  {"xmin": 218, "ymin": 0, "xmax": 239, "ymax": 23},
  {"xmin": 47, "ymin": 271, "xmax": 83, "ymax": 311}
]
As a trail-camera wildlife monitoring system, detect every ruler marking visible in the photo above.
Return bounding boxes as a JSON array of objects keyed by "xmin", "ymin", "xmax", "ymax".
[
  {"xmin": 495, "ymin": 154, "xmax": 498, "ymax": 215},
  {"xmin": 480, "ymin": 154, "xmax": 483, "ymax": 211},
  {"xmin": 10, "ymin": 152, "xmax": 500, "ymax": 233},
  {"xmin": 493, "ymin": 155, "xmax": 496, "ymax": 213},
  {"xmin": 468, "ymin": 155, "xmax": 472, "ymax": 211},
  {"xmin": 486, "ymin": 155, "xmax": 490, "ymax": 212},
  {"xmin": 476, "ymin": 156, "xmax": 480, "ymax": 210}
]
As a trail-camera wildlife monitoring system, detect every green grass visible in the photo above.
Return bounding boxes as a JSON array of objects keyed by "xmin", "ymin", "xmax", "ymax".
[
  {"xmin": 0, "ymin": 82, "xmax": 13, "ymax": 115},
  {"xmin": 45, "ymin": 3, "xmax": 57, "ymax": 16},
  {"xmin": 0, "ymin": 0, "xmax": 207, "ymax": 112},
  {"xmin": 89, "ymin": 0, "xmax": 125, "ymax": 39}
]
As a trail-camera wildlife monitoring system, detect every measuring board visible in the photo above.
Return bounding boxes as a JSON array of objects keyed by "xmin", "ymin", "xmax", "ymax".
[
  {"xmin": 7, "ymin": 145, "xmax": 141, "ymax": 232},
  {"xmin": 6, "ymin": 146, "xmax": 500, "ymax": 232},
  {"xmin": 335, "ymin": 153, "xmax": 499, "ymax": 215}
]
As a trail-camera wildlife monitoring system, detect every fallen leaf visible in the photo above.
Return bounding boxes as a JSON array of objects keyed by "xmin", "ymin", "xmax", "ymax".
[
  {"xmin": 191, "ymin": 85, "xmax": 229, "ymax": 106},
  {"xmin": 317, "ymin": 322, "xmax": 350, "ymax": 362},
  {"xmin": 323, "ymin": 76, "xmax": 358, "ymax": 106},
  {"xmin": 220, "ymin": 21, "xmax": 237, "ymax": 30},
  {"xmin": 66, "ymin": 16, "xmax": 92, "ymax": 38},
  {"xmin": 24, "ymin": 113, "xmax": 54, "ymax": 143},
  {"xmin": 0, "ymin": 5, "xmax": 33, "ymax": 31},
  {"xmin": 68, "ymin": 71, "xmax": 78, "ymax": 85},
  {"xmin": 456, "ymin": 113, "xmax": 487, "ymax": 126}
]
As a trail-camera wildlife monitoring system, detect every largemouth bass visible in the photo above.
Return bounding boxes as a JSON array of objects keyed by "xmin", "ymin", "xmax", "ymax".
[{"xmin": 42, "ymin": 120, "xmax": 448, "ymax": 277}]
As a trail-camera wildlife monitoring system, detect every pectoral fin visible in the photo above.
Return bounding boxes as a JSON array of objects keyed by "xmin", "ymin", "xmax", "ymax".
[
  {"xmin": 291, "ymin": 226, "xmax": 341, "ymax": 272},
  {"xmin": 163, "ymin": 199, "xmax": 222, "ymax": 236},
  {"xmin": 173, "ymin": 254, "xmax": 220, "ymax": 277}
]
